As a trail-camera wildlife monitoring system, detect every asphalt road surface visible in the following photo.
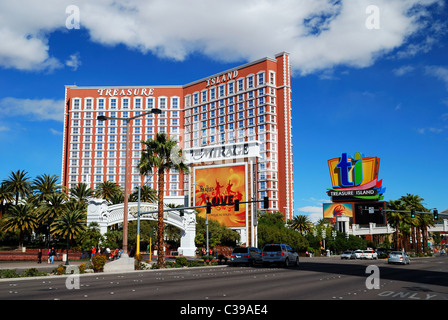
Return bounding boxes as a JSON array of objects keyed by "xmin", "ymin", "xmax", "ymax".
[{"xmin": 1, "ymin": 256, "xmax": 447, "ymax": 303}]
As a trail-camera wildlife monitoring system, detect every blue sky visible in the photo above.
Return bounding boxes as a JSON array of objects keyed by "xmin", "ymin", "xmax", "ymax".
[{"xmin": 0, "ymin": 0, "xmax": 447, "ymax": 222}]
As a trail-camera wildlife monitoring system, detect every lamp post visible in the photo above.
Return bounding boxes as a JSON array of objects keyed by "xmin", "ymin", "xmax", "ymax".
[{"xmin": 97, "ymin": 108, "xmax": 161, "ymax": 257}]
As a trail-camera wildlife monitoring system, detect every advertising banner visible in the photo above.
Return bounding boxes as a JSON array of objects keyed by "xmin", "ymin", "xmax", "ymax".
[
  {"xmin": 194, "ymin": 164, "xmax": 246, "ymax": 227},
  {"xmin": 323, "ymin": 203, "xmax": 354, "ymax": 224}
]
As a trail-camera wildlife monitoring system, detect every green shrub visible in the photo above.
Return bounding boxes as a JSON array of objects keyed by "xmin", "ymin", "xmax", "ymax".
[
  {"xmin": 22, "ymin": 268, "xmax": 46, "ymax": 277},
  {"xmin": 0, "ymin": 269, "xmax": 19, "ymax": 278},
  {"xmin": 175, "ymin": 256, "xmax": 188, "ymax": 267},
  {"xmin": 92, "ymin": 254, "xmax": 107, "ymax": 272}
]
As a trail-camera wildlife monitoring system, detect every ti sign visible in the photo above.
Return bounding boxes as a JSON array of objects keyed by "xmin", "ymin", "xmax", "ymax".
[{"xmin": 327, "ymin": 152, "xmax": 385, "ymax": 201}]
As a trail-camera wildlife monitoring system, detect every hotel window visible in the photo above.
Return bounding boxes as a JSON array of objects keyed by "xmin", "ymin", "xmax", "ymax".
[
  {"xmin": 219, "ymin": 85, "xmax": 225, "ymax": 97},
  {"xmin": 73, "ymin": 99, "xmax": 80, "ymax": 110},
  {"xmin": 147, "ymin": 97, "xmax": 155, "ymax": 109},
  {"xmin": 257, "ymin": 72, "xmax": 265, "ymax": 86},
  {"xmin": 171, "ymin": 97, "xmax": 179, "ymax": 109},
  {"xmin": 228, "ymin": 82, "xmax": 234, "ymax": 95},
  {"xmin": 135, "ymin": 98, "xmax": 142, "ymax": 109},
  {"xmin": 85, "ymin": 98, "xmax": 93, "ymax": 110},
  {"xmin": 122, "ymin": 98, "xmax": 129, "ymax": 109},
  {"xmin": 269, "ymin": 71, "xmax": 276, "ymax": 85},
  {"xmin": 247, "ymin": 75, "xmax": 254, "ymax": 89},
  {"xmin": 193, "ymin": 93, "xmax": 199, "ymax": 105},
  {"xmin": 159, "ymin": 97, "xmax": 167, "ymax": 109},
  {"xmin": 201, "ymin": 90, "xmax": 207, "ymax": 103},
  {"xmin": 110, "ymin": 98, "xmax": 117, "ymax": 110},
  {"xmin": 98, "ymin": 98, "xmax": 105, "ymax": 110},
  {"xmin": 209, "ymin": 87, "xmax": 216, "ymax": 100},
  {"xmin": 184, "ymin": 95, "xmax": 191, "ymax": 108},
  {"xmin": 237, "ymin": 79, "xmax": 244, "ymax": 92}
]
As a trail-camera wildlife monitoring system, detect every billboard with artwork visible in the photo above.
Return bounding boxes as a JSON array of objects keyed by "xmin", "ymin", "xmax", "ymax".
[{"xmin": 194, "ymin": 164, "xmax": 246, "ymax": 228}]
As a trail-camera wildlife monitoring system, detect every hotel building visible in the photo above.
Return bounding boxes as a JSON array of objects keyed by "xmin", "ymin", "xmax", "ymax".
[{"xmin": 62, "ymin": 52, "xmax": 294, "ymax": 243}]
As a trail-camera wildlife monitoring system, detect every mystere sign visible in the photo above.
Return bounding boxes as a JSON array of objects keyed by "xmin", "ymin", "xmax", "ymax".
[{"xmin": 185, "ymin": 141, "xmax": 260, "ymax": 164}]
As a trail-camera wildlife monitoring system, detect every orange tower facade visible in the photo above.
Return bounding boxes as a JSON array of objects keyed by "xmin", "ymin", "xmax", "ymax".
[{"xmin": 62, "ymin": 52, "xmax": 294, "ymax": 221}]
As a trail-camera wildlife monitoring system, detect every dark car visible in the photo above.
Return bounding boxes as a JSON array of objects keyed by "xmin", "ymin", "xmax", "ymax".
[{"xmin": 229, "ymin": 247, "xmax": 262, "ymax": 266}]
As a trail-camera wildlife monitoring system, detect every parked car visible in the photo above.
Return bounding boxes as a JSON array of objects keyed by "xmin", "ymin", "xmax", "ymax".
[
  {"xmin": 362, "ymin": 249, "xmax": 378, "ymax": 260},
  {"xmin": 229, "ymin": 247, "xmax": 262, "ymax": 266},
  {"xmin": 341, "ymin": 250, "xmax": 356, "ymax": 259},
  {"xmin": 262, "ymin": 244, "xmax": 299, "ymax": 267},
  {"xmin": 354, "ymin": 249, "xmax": 364, "ymax": 259},
  {"xmin": 388, "ymin": 251, "xmax": 411, "ymax": 265}
]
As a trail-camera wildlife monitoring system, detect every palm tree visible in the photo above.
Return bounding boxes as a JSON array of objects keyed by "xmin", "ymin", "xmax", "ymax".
[
  {"xmin": 69, "ymin": 182, "xmax": 94, "ymax": 204},
  {"xmin": 138, "ymin": 133, "xmax": 189, "ymax": 267},
  {"xmin": 94, "ymin": 181, "xmax": 123, "ymax": 203},
  {"xmin": 2, "ymin": 170, "xmax": 32, "ymax": 205},
  {"xmin": 289, "ymin": 215, "xmax": 313, "ymax": 235},
  {"xmin": 2, "ymin": 202, "xmax": 38, "ymax": 249},
  {"xmin": 0, "ymin": 182, "xmax": 13, "ymax": 219},
  {"xmin": 31, "ymin": 174, "xmax": 61, "ymax": 204},
  {"xmin": 37, "ymin": 192, "xmax": 68, "ymax": 244},
  {"xmin": 130, "ymin": 185, "xmax": 157, "ymax": 203},
  {"xmin": 400, "ymin": 194, "xmax": 427, "ymax": 252},
  {"xmin": 387, "ymin": 199, "xmax": 406, "ymax": 250},
  {"xmin": 51, "ymin": 209, "xmax": 87, "ymax": 264}
]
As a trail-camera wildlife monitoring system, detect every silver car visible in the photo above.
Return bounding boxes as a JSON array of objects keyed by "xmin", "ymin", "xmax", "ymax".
[
  {"xmin": 388, "ymin": 251, "xmax": 411, "ymax": 265},
  {"xmin": 262, "ymin": 244, "xmax": 299, "ymax": 267},
  {"xmin": 341, "ymin": 250, "xmax": 356, "ymax": 259},
  {"xmin": 229, "ymin": 247, "xmax": 262, "ymax": 266}
]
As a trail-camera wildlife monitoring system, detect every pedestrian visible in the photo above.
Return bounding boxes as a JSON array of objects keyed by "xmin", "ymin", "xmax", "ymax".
[
  {"xmin": 90, "ymin": 246, "xmax": 96, "ymax": 261},
  {"xmin": 37, "ymin": 249, "xmax": 42, "ymax": 264},
  {"xmin": 48, "ymin": 247, "xmax": 56, "ymax": 264}
]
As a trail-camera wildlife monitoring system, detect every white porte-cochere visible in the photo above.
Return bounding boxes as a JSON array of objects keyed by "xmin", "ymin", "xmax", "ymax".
[{"xmin": 87, "ymin": 198, "xmax": 197, "ymax": 257}]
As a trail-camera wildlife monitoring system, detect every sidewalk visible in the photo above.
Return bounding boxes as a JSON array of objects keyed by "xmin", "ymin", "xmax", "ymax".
[{"xmin": 0, "ymin": 259, "xmax": 85, "ymax": 273}]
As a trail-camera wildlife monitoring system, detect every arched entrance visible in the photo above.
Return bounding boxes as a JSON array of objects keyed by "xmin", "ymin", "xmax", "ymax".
[{"xmin": 87, "ymin": 198, "xmax": 197, "ymax": 256}]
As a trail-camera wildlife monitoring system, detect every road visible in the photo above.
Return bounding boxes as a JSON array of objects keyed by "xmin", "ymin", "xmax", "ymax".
[{"xmin": 0, "ymin": 256, "xmax": 447, "ymax": 303}]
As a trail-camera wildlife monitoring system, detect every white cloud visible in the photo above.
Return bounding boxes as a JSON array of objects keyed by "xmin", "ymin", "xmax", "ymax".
[
  {"xmin": 296, "ymin": 206, "xmax": 323, "ymax": 224},
  {"xmin": 65, "ymin": 52, "xmax": 82, "ymax": 71},
  {"xmin": 0, "ymin": 97, "xmax": 65, "ymax": 122},
  {"xmin": 425, "ymin": 65, "xmax": 448, "ymax": 90},
  {"xmin": 393, "ymin": 65, "xmax": 415, "ymax": 76},
  {"xmin": 0, "ymin": 0, "xmax": 444, "ymax": 74}
]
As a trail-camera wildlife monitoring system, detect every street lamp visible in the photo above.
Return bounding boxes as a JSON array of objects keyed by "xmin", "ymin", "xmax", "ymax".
[{"xmin": 96, "ymin": 108, "xmax": 161, "ymax": 257}]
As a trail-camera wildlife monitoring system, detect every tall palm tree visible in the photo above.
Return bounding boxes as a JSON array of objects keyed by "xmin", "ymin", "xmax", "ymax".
[
  {"xmin": 400, "ymin": 194, "xmax": 426, "ymax": 252},
  {"xmin": 289, "ymin": 215, "xmax": 313, "ymax": 235},
  {"xmin": 51, "ymin": 209, "xmax": 87, "ymax": 264},
  {"xmin": 0, "ymin": 182, "xmax": 13, "ymax": 219},
  {"xmin": 94, "ymin": 181, "xmax": 123, "ymax": 203},
  {"xmin": 69, "ymin": 182, "xmax": 94, "ymax": 203},
  {"xmin": 387, "ymin": 199, "xmax": 406, "ymax": 250},
  {"xmin": 2, "ymin": 202, "xmax": 38, "ymax": 249},
  {"xmin": 31, "ymin": 174, "xmax": 61, "ymax": 204},
  {"xmin": 69, "ymin": 182, "xmax": 94, "ymax": 211},
  {"xmin": 37, "ymin": 192, "xmax": 68, "ymax": 244},
  {"xmin": 2, "ymin": 170, "xmax": 32, "ymax": 205},
  {"xmin": 138, "ymin": 133, "xmax": 189, "ymax": 267},
  {"xmin": 130, "ymin": 185, "xmax": 157, "ymax": 203}
]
